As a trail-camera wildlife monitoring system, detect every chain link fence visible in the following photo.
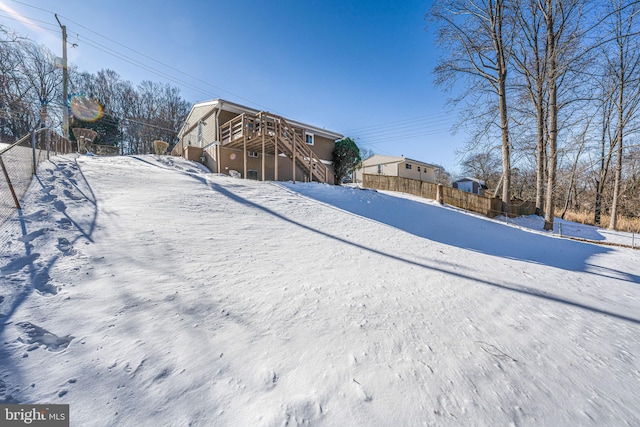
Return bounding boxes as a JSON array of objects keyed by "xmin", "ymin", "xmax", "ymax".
[{"xmin": 0, "ymin": 129, "xmax": 72, "ymax": 226}]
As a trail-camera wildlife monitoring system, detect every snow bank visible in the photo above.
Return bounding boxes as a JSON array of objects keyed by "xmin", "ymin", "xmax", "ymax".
[{"xmin": 1, "ymin": 155, "xmax": 639, "ymax": 426}]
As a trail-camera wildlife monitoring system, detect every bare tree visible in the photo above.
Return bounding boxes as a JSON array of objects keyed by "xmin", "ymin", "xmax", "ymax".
[
  {"xmin": 539, "ymin": 0, "xmax": 585, "ymax": 230},
  {"xmin": 512, "ymin": 0, "xmax": 548, "ymax": 215},
  {"xmin": 19, "ymin": 41, "xmax": 62, "ymax": 129},
  {"xmin": 559, "ymin": 119, "xmax": 590, "ymax": 218},
  {"xmin": 0, "ymin": 26, "xmax": 32, "ymax": 140},
  {"xmin": 460, "ymin": 150, "xmax": 502, "ymax": 189},
  {"xmin": 593, "ymin": 66, "xmax": 619, "ymax": 225},
  {"xmin": 429, "ymin": 0, "xmax": 513, "ymax": 213},
  {"xmin": 605, "ymin": 0, "xmax": 640, "ymax": 229},
  {"xmin": 1, "ymin": 22, "xmax": 194, "ymax": 158}
]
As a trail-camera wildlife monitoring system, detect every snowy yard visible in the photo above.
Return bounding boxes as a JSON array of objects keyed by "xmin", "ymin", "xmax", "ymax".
[{"xmin": 1, "ymin": 154, "xmax": 639, "ymax": 426}]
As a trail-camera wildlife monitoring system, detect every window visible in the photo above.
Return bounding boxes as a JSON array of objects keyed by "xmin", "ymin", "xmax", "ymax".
[
  {"xmin": 248, "ymin": 151, "xmax": 259, "ymax": 158},
  {"xmin": 405, "ymin": 163, "xmax": 412, "ymax": 170},
  {"xmin": 377, "ymin": 164, "xmax": 382, "ymax": 174},
  {"xmin": 305, "ymin": 133, "xmax": 314, "ymax": 145},
  {"xmin": 417, "ymin": 166, "xmax": 421, "ymax": 172}
]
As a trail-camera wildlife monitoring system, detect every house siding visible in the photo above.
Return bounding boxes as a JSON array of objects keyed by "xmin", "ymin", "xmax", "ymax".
[
  {"xmin": 356, "ymin": 155, "xmax": 438, "ymax": 183},
  {"xmin": 177, "ymin": 99, "xmax": 340, "ymax": 184},
  {"xmin": 215, "ymin": 147, "xmax": 331, "ymax": 183},
  {"xmin": 309, "ymin": 134, "xmax": 334, "ymax": 163}
]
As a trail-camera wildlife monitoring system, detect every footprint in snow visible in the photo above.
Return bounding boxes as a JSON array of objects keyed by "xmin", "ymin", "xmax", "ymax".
[
  {"xmin": 260, "ymin": 370, "xmax": 278, "ymax": 390},
  {"xmin": 352, "ymin": 379, "xmax": 372, "ymax": 402},
  {"xmin": 32, "ymin": 268, "xmax": 58, "ymax": 295},
  {"xmin": 56, "ymin": 218, "xmax": 72, "ymax": 230},
  {"xmin": 0, "ymin": 379, "xmax": 19, "ymax": 404},
  {"xmin": 56, "ymin": 238, "xmax": 76, "ymax": 256},
  {"xmin": 40, "ymin": 194, "xmax": 57, "ymax": 203},
  {"xmin": 15, "ymin": 322, "xmax": 73, "ymax": 352},
  {"xmin": 63, "ymin": 189, "xmax": 83, "ymax": 201}
]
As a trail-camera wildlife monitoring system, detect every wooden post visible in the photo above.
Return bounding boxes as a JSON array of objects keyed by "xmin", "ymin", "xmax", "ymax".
[
  {"xmin": 305, "ymin": 131, "xmax": 311, "ymax": 182},
  {"xmin": 31, "ymin": 130, "xmax": 37, "ymax": 175},
  {"xmin": 274, "ymin": 125, "xmax": 279, "ymax": 181},
  {"xmin": 292, "ymin": 127, "xmax": 296, "ymax": 184},
  {"xmin": 243, "ymin": 127, "xmax": 247, "ymax": 180},
  {"xmin": 437, "ymin": 183, "xmax": 443, "ymax": 204},
  {"xmin": 261, "ymin": 114, "xmax": 266, "ymax": 181}
]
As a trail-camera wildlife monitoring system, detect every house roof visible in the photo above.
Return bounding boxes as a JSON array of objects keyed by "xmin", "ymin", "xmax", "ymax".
[
  {"xmin": 362, "ymin": 154, "xmax": 441, "ymax": 170},
  {"xmin": 179, "ymin": 98, "xmax": 343, "ymax": 141}
]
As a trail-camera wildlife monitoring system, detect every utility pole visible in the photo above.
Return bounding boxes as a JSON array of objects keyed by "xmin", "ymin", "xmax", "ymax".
[{"xmin": 55, "ymin": 14, "xmax": 69, "ymax": 140}]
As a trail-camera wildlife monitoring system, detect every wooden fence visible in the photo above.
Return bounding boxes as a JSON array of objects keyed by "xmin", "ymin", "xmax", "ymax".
[{"xmin": 362, "ymin": 174, "xmax": 536, "ymax": 218}]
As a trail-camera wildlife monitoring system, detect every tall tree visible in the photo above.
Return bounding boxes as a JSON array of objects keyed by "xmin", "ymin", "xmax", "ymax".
[
  {"xmin": 593, "ymin": 69, "xmax": 617, "ymax": 225},
  {"xmin": 512, "ymin": 0, "xmax": 548, "ymax": 215},
  {"xmin": 539, "ymin": 0, "xmax": 584, "ymax": 230},
  {"xmin": 19, "ymin": 41, "xmax": 62, "ymax": 129},
  {"xmin": 430, "ymin": 0, "xmax": 513, "ymax": 213},
  {"xmin": 0, "ymin": 26, "xmax": 32, "ymax": 140},
  {"xmin": 605, "ymin": 0, "xmax": 640, "ymax": 229}
]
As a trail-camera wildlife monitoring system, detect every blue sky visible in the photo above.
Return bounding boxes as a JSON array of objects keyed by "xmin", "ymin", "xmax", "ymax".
[{"xmin": 1, "ymin": 0, "xmax": 466, "ymax": 174}]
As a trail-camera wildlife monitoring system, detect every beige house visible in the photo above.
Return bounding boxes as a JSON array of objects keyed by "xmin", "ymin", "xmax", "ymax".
[
  {"xmin": 355, "ymin": 154, "xmax": 441, "ymax": 183},
  {"xmin": 173, "ymin": 99, "xmax": 343, "ymax": 184}
]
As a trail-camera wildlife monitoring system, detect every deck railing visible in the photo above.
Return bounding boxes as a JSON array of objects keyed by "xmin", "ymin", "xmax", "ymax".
[
  {"xmin": 220, "ymin": 114, "xmax": 247, "ymax": 145},
  {"xmin": 219, "ymin": 111, "xmax": 330, "ymax": 183}
]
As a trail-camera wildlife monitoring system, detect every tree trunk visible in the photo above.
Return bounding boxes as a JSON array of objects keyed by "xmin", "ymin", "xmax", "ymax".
[
  {"xmin": 561, "ymin": 121, "xmax": 588, "ymax": 218},
  {"xmin": 543, "ymin": 0, "xmax": 558, "ymax": 231},
  {"xmin": 535, "ymin": 90, "xmax": 546, "ymax": 216},
  {"xmin": 609, "ymin": 86, "xmax": 624, "ymax": 230},
  {"xmin": 499, "ymin": 80, "xmax": 511, "ymax": 214},
  {"xmin": 494, "ymin": 0, "xmax": 511, "ymax": 214}
]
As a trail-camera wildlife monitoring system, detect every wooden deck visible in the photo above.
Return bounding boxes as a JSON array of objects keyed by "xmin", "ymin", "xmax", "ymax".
[{"xmin": 219, "ymin": 112, "xmax": 330, "ymax": 183}]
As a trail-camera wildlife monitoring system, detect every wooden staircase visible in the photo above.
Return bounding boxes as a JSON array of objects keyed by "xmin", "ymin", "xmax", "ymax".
[{"xmin": 220, "ymin": 112, "xmax": 330, "ymax": 183}]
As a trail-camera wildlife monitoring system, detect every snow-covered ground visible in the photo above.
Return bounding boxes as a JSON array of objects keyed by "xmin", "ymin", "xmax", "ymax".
[
  {"xmin": 1, "ymin": 154, "xmax": 639, "ymax": 426},
  {"xmin": 342, "ymin": 185, "xmax": 638, "ymax": 248}
]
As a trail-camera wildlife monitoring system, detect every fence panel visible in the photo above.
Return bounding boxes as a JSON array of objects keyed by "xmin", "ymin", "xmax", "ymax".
[{"xmin": 362, "ymin": 174, "xmax": 536, "ymax": 218}]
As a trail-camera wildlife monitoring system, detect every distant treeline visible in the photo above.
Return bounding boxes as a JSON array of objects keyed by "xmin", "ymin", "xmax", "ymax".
[{"xmin": 0, "ymin": 25, "xmax": 190, "ymax": 154}]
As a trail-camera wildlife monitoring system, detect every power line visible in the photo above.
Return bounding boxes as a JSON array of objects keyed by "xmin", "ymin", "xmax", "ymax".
[
  {"xmin": 342, "ymin": 110, "xmax": 459, "ymax": 134},
  {"xmin": 350, "ymin": 118, "xmax": 458, "ymax": 139},
  {"xmin": 2, "ymin": 9, "xmax": 222, "ymax": 108},
  {"xmin": 0, "ymin": 11, "xmax": 58, "ymax": 34},
  {"xmin": 5, "ymin": 1, "xmax": 462, "ymax": 152},
  {"xmin": 10, "ymin": 0, "xmax": 280, "ymax": 113}
]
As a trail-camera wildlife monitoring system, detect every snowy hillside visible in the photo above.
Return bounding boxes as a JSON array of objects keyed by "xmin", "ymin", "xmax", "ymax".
[{"xmin": 1, "ymin": 154, "xmax": 639, "ymax": 426}]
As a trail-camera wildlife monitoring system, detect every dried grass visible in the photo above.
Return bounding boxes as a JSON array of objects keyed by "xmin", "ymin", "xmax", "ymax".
[{"xmin": 562, "ymin": 210, "xmax": 640, "ymax": 233}]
